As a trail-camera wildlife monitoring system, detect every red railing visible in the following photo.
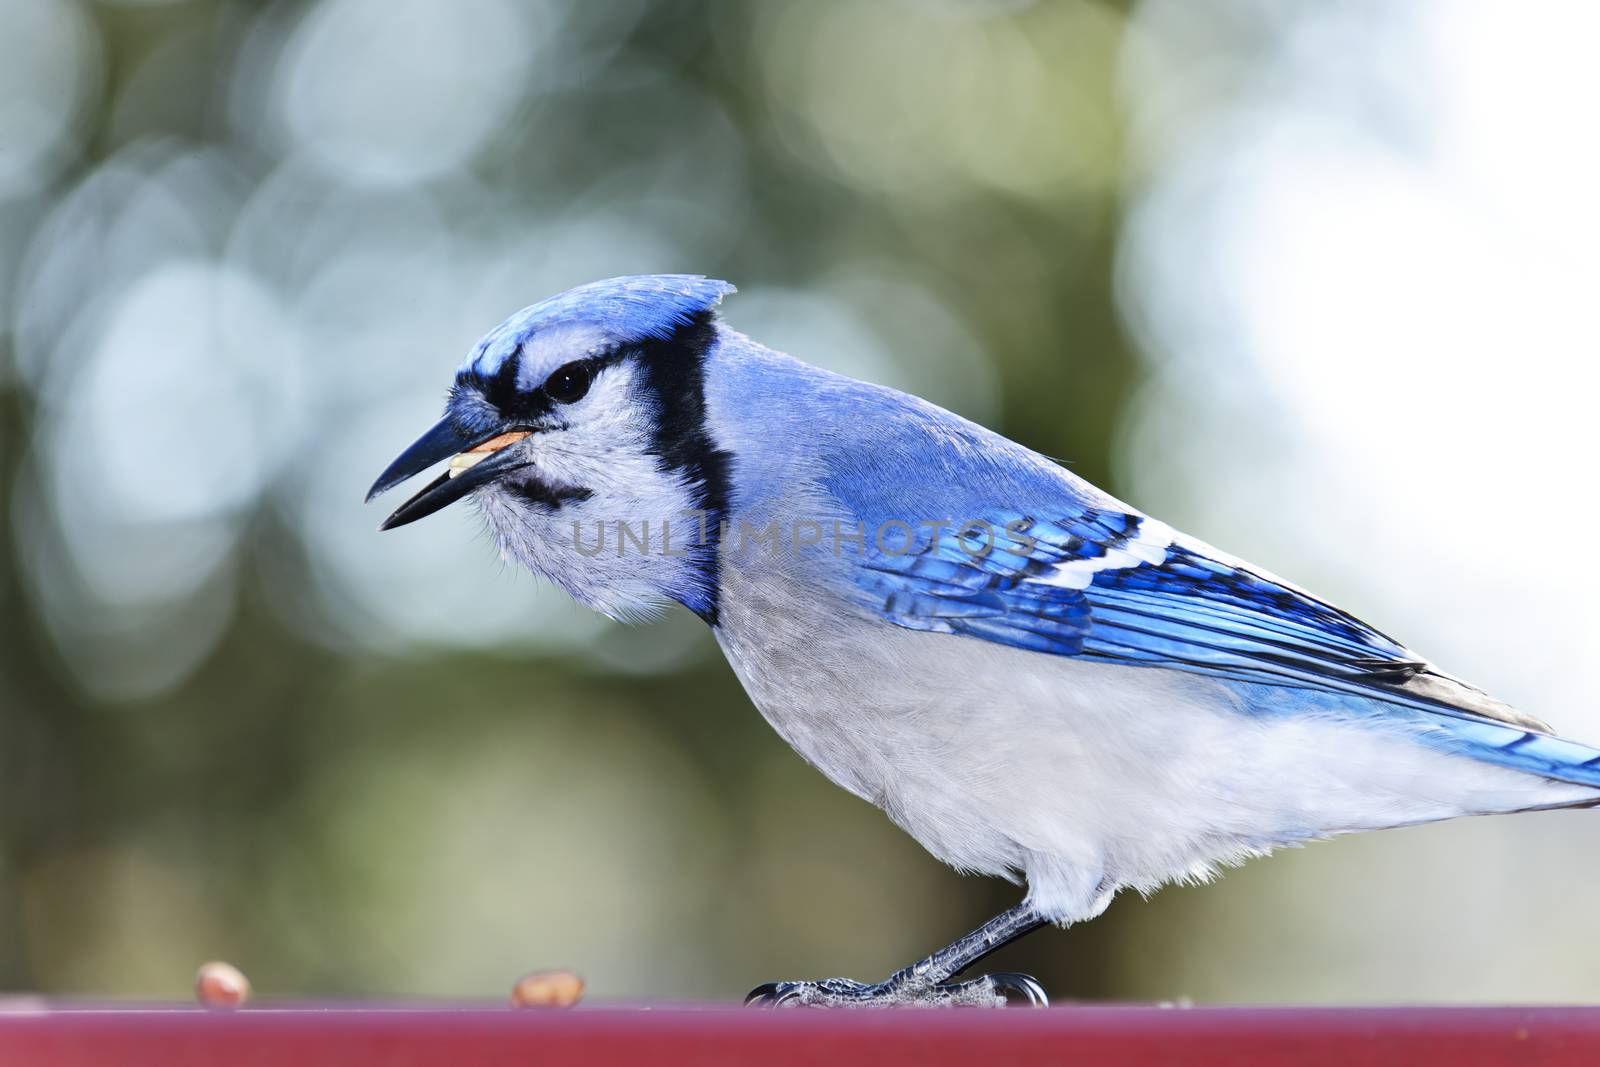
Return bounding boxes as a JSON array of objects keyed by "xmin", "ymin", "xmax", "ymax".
[{"xmin": 1, "ymin": 1004, "xmax": 1597, "ymax": 1066}]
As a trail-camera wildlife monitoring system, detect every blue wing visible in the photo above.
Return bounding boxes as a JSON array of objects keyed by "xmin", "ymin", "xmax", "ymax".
[
  {"xmin": 848, "ymin": 503, "xmax": 1600, "ymax": 789},
  {"xmin": 855, "ymin": 504, "xmax": 1421, "ymax": 693},
  {"xmin": 791, "ymin": 376, "xmax": 1488, "ymax": 719}
]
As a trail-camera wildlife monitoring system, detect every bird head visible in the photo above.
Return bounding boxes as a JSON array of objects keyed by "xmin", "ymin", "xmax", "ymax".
[{"xmin": 367, "ymin": 274, "xmax": 735, "ymax": 621}]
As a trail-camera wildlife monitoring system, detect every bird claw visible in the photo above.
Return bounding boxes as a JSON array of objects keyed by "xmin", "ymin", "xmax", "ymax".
[
  {"xmin": 743, "ymin": 977, "xmax": 869, "ymax": 1007},
  {"xmin": 985, "ymin": 971, "xmax": 1050, "ymax": 1006},
  {"xmin": 744, "ymin": 972, "xmax": 1048, "ymax": 1008}
]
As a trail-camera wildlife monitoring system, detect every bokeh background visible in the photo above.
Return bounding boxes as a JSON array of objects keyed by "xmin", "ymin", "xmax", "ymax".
[{"xmin": 3, "ymin": 0, "xmax": 1599, "ymax": 1003}]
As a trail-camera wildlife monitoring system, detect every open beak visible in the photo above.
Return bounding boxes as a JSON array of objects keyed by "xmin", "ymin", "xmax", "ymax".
[{"xmin": 366, "ymin": 417, "xmax": 533, "ymax": 531}]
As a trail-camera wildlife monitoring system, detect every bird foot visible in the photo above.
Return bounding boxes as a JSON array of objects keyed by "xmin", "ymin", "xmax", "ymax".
[{"xmin": 745, "ymin": 971, "xmax": 1047, "ymax": 1008}]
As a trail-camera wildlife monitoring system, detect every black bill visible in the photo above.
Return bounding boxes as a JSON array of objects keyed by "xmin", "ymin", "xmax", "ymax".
[{"xmin": 366, "ymin": 417, "xmax": 531, "ymax": 531}]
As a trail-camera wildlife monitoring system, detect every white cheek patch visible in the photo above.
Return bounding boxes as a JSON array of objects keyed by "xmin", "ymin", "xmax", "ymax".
[
  {"xmin": 473, "ymin": 364, "xmax": 708, "ymax": 623},
  {"xmin": 1028, "ymin": 517, "xmax": 1174, "ymax": 591},
  {"xmin": 520, "ymin": 366, "xmax": 648, "ymax": 484}
]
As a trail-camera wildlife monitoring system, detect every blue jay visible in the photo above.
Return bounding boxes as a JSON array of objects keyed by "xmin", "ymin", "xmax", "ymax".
[{"xmin": 368, "ymin": 275, "xmax": 1600, "ymax": 1007}]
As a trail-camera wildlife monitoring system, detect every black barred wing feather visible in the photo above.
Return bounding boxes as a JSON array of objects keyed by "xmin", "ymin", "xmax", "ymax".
[{"xmin": 855, "ymin": 506, "xmax": 1445, "ymax": 704}]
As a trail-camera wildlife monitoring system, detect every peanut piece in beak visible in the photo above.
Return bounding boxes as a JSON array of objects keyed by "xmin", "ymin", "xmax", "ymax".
[{"xmin": 447, "ymin": 430, "xmax": 531, "ymax": 478}]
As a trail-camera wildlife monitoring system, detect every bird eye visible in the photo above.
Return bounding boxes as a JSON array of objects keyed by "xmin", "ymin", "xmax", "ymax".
[{"xmin": 542, "ymin": 361, "xmax": 593, "ymax": 404}]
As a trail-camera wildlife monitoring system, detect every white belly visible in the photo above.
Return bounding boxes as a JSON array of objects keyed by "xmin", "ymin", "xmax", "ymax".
[{"xmin": 713, "ymin": 566, "xmax": 1592, "ymax": 922}]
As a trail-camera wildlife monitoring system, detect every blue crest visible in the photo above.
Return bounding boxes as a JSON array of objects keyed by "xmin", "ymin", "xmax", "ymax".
[{"xmin": 462, "ymin": 274, "xmax": 735, "ymax": 379}]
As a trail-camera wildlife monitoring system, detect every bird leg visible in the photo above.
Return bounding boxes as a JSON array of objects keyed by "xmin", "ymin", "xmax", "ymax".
[{"xmin": 745, "ymin": 901, "xmax": 1050, "ymax": 1007}]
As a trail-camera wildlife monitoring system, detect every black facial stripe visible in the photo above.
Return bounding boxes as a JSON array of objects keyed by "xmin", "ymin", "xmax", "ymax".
[
  {"xmin": 507, "ymin": 479, "xmax": 594, "ymax": 511},
  {"xmin": 483, "ymin": 347, "xmax": 524, "ymax": 416},
  {"xmin": 631, "ymin": 311, "xmax": 733, "ymax": 624}
]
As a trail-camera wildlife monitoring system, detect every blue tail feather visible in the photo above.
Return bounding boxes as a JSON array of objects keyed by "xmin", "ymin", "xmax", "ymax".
[
  {"xmin": 1417, "ymin": 715, "xmax": 1600, "ymax": 790},
  {"xmin": 1230, "ymin": 679, "xmax": 1600, "ymax": 793}
]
